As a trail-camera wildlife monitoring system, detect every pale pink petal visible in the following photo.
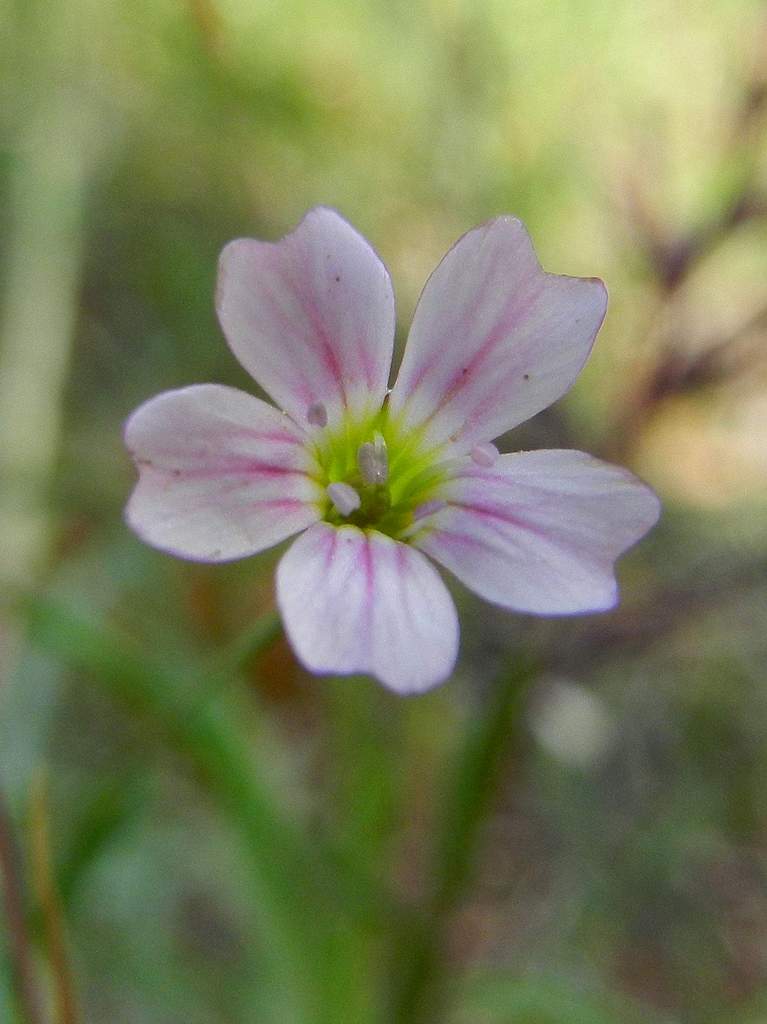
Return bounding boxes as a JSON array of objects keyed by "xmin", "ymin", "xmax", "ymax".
[
  {"xmin": 125, "ymin": 384, "xmax": 323, "ymax": 561},
  {"xmin": 411, "ymin": 450, "xmax": 660, "ymax": 614},
  {"xmin": 276, "ymin": 523, "xmax": 458, "ymax": 694},
  {"xmin": 216, "ymin": 207, "xmax": 395, "ymax": 432},
  {"xmin": 389, "ymin": 217, "xmax": 607, "ymax": 455}
]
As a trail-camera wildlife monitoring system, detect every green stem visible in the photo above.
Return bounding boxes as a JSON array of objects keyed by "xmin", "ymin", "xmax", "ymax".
[
  {"xmin": 0, "ymin": 790, "xmax": 44, "ymax": 1024},
  {"xmin": 391, "ymin": 654, "xmax": 538, "ymax": 1024},
  {"xmin": 29, "ymin": 773, "xmax": 81, "ymax": 1024},
  {"xmin": 204, "ymin": 610, "xmax": 282, "ymax": 681}
]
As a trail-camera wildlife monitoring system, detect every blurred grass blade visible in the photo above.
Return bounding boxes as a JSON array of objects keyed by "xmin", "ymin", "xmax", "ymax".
[
  {"xmin": 392, "ymin": 654, "xmax": 538, "ymax": 1024},
  {"xmin": 0, "ymin": 790, "xmax": 43, "ymax": 1024},
  {"xmin": 204, "ymin": 610, "xmax": 282, "ymax": 682},
  {"xmin": 29, "ymin": 772, "xmax": 80, "ymax": 1024},
  {"xmin": 455, "ymin": 971, "xmax": 672, "ymax": 1024},
  {"xmin": 55, "ymin": 776, "xmax": 146, "ymax": 910},
  {"xmin": 21, "ymin": 594, "xmax": 372, "ymax": 1024},
  {"xmin": 324, "ymin": 677, "xmax": 400, "ymax": 891},
  {"xmin": 0, "ymin": 0, "xmax": 106, "ymax": 591}
]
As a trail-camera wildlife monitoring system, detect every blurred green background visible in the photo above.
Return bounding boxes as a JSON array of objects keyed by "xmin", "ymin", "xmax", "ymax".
[{"xmin": 1, "ymin": 0, "xmax": 767, "ymax": 1022}]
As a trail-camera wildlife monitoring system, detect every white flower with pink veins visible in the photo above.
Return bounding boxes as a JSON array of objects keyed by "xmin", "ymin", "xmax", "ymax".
[{"xmin": 124, "ymin": 208, "xmax": 660, "ymax": 694}]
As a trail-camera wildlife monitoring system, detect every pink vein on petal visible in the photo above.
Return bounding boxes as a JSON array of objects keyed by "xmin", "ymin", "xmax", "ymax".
[
  {"xmin": 413, "ymin": 281, "xmax": 542, "ymax": 432},
  {"xmin": 322, "ymin": 524, "xmax": 339, "ymax": 569},
  {"xmin": 147, "ymin": 463, "xmax": 311, "ymax": 482},
  {"xmin": 444, "ymin": 500, "xmax": 554, "ymax": 542},
  {"xmin": 402, "ymin": 230, "xmax": 538, "ymax": 396},
  {"xmin": 286, "ymin": 251, "xmax": 349, "ymax": 407},
  {"xmin": 361, "ymin": 532, "xmax": 375, "ymax": 662}
]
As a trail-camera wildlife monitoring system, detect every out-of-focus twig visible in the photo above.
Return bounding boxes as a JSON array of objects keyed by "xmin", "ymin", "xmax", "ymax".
[
  {"xmin": 0, "ymin": 790, "xmax": 44, "ymax": 1024},
  {"xmin": 609, "ymin": 26, "xmax": 767, "ymax": 460},
  {"xmin": 29, "ymin": 774, "xmax": 80, "ymax": 1024},
  {"xmin": 606, "ymin": 295, "xmax": 767, "ymax": 461},
  {"xmin": 548, "ymin": 551, "xmax": 767, "ymax": 677},
  {"xmin": 640, "ymin": 188, "xmax": 765, "ymax": 296},
  {"xmin": 184, "ymin": 0, "xmax": 224, "ymax": 56},
  {"xmin": 684, "ymin": 302, "xmax": 767, "ymax": 388},
  {"xmin": 631, "ymin": 299, "xmax": 767, "ymax": 406},
  {"xmin": 731, "ymin": 9, "xmax": 767, "ymax": 145},
  {"xmin": 622, "ymin": 20, "xmax": 767, "ymax": 298}
]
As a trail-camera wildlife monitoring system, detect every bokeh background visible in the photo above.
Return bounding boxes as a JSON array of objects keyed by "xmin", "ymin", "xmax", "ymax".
[{"xmin": 2, "ymin": 1, "xmax": 767, "ymax": 1022}]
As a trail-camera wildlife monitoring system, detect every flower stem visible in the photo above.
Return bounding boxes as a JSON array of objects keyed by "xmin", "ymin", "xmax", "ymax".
[
  {"xmin": 28, "ymin": 773, "xmax": 80, "ymax": 1024},
  {"xmin": 205, "ymin": 610, "xmax": 282, "ymax": 681},
  {"xmin": 391, "ymin": 654, "xmax": 538, "ymax": 1024},
  {"xmin": 0, "ymin": 788, "xmax": 44, "ymax": 1024}
]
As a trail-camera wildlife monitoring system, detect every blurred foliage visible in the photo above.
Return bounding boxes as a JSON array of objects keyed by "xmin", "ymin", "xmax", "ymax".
[{"xmin": 1, "ymin": 0, "xmax": 767, "ymax": 1022}]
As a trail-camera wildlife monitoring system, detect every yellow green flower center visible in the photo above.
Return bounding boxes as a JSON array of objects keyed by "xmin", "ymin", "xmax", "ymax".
[{"xmin": 309, "ymin": 406, "xmax": 448, "ymax": 539}]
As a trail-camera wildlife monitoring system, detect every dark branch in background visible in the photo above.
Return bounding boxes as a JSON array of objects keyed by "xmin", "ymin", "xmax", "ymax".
[
  {"xmin": 641, "ymin": 302, "xmax": 767, "ymax": 404},
  {"xmin": 608, "ymin": 31, "xmax": 767, "ymax": 461},
  {"xmin": 731, "ymin": 10, "xmax": 767, "ymax": 145},
  {"xmin": 639, "ymin": 187, "xmax": 765, "ymax": 296},
  {"xmin": 625, "ymin": 11, "xmax": 767, "ymax": 293},
  {"xmin": 609, "ymin": 297, "xmax": 767, "ymax": 458},
  {"xmin": 184, "ymin": 0, "xmax": 224, "ymax": 57},
  {"xmin": 0, "ymin": 790, "xmax": 44, "ymax": 1024},
  {"xmin": 548, "ymin": 552, "xmax": 767, "ymax": 677}
]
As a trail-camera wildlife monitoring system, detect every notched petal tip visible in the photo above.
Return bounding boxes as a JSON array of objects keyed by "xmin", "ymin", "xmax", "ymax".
[
  {"xmin": 579, "ymin": 275, "xmax": 608, "ymax": 325},
  {"xmin": 390, "ymin": 215, "xmax": 612, "ymax": 455},
  {"xmin": 215, "ymin": 207, "xmax": 395, "ymax": 431},
  {"xmin": 123, "ymin": 493, "xmax": 240, "ymax": 565},
  {"xmin": 623, "ymin": 474, "xmax": 663, "ymax": 544},
  {"xmin": 415, "ymin": 450, "xmax": 660, "ymax": 617},
  {"xmin": 122, "ymin": 383, "xmax": 320, "ymax": 563}
]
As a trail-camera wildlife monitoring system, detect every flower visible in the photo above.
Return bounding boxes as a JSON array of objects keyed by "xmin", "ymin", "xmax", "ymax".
[{"xmin": 124, "ymin": 208, "xmax": 660, "ymax": 694}]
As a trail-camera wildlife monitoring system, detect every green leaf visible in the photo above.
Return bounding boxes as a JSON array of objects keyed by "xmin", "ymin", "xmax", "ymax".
[{"xmin": 21, "ymin": 594, "xmax": 376, "ymax": 1024}]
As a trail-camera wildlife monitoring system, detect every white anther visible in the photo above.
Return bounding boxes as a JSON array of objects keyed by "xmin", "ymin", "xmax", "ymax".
[
  {"xmin": 471, "ymin": 442, "xmax": 498, "ymax": 468},
  {"xmin": 412, "ymin": 499, "xmax": 447, "ymax": 521},
  {"xmin": 357, "ymin": 437, "xmax": 388, "ymax": 485},
  {"xmin": 326, "ymin": 482, "xmax": 361, "ymax": 517},
  {"xmin": 307, "ymin": 401, "xmax": 328, "ymax": 428}
]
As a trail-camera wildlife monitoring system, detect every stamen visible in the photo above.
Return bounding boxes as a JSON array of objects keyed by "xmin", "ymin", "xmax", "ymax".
[
  {"xmin": 471, "ymin": 442, "xmax": 499, "ymax": 468},
  {"xmin": 326, "ymin": 482, "xmax": 361, "ymax": 517},
  {"xmin": 307, "ymin": 401, "xmax": 328, "ymax": 428},
  {"xmin": 357, "ymin": 435, "xmax": 388, "ymax": 485}
]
